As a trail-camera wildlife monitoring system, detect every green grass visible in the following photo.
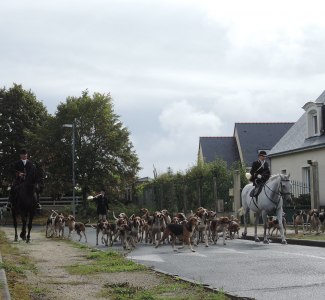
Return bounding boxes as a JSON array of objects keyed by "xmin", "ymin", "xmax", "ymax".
[
  {"xmin": 0, "ymin": 229, "xmax": 38, "ymax": 300},
  {"xmin": 65, "ymin": 249, "xmax": 146, "ymax": 275},
  {"xmin": 97, "ymin": 280, "xmax": 227, "ymax": 300}
]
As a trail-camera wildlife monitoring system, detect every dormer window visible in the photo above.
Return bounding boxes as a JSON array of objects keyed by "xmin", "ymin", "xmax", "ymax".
[
  {"xmin": 302, "ymin": 101, "xmax": 323, "ymax": 138},
  {"xmin": 313, "ymin": 114, "xmax": 318, "ymax": 134}
]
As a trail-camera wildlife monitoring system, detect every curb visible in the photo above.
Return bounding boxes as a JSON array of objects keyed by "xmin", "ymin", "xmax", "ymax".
[
  {"xmin": 244, "ymin": 235, "xmax": 325, "ymax": 247},
  {"xmin": 150, "ymin": 267, "xmax": 254, "ymax": 300},
  {"xmin": 0, "ymin": 252, "xmax": 11, "ymax": 300}
]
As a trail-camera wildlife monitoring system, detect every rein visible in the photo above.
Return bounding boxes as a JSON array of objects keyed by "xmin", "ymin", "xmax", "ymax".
[{"xmin": 263, "ymin": 177, "xmax": 290, "ymax": 209}]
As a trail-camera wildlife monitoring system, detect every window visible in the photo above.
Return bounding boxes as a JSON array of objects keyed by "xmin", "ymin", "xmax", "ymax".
[
  {"xmin": 302, "ymin": 166, "xmax": 310, "ymax": 190},
  {"xmin": 313, "ymin": 114, "xmax": 318, "ymax": 134}
]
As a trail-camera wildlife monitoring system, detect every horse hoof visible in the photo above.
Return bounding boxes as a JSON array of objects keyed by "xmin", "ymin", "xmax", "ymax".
[
  {"xmin": 281, "ymin": 240, "xmax": 287, "ymax": 245},
  {"xmin": 263, "ymin": 240, "xmax": 269, "ymax": 244},
  {"xmin": 255, "ymin": 238, "xmax": 260, "ymax": 243}
]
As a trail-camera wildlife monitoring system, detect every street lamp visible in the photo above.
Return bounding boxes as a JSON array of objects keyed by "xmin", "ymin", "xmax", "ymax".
[{"xmin": 62, "ymin": 121, "xmax": 76, "ymax": 217}]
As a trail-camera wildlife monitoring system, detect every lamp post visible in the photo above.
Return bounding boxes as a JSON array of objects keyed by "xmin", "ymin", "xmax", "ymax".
[{"xmin": 62, "ymin": 121, "xmax": 76, "ymax": 217}]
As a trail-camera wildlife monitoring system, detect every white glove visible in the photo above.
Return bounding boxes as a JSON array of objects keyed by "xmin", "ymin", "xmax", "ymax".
[{"xmin": 257, "ymin": 174, "xmax": 262, "ymax": 179}]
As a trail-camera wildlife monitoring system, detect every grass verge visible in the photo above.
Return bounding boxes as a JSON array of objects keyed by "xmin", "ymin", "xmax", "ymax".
[
  {"xmin": 65, "ymin": 244, "xmax": 229, "ymax": 300},
  {"xmin": 0, "ymin": 230, "xmax": 37, "ymax": 300}
]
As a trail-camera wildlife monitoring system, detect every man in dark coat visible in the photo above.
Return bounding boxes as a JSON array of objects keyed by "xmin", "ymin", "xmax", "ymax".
[
  {"xmin": 249, "ymin": 150, "xmax": 271, "ymax": 197},
  {"xmin": 6, "ymin": 149, "xmax": 42, "ymax": 211},
  {"xmin": 92, "ymin": 189, "xmax": 109, "ymax": 221}
]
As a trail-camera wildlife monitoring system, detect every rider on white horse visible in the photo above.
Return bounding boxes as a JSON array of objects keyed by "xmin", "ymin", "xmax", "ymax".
[{"xmin": 249, "ymin": 150, "xmax": 271, "ymax": 199}]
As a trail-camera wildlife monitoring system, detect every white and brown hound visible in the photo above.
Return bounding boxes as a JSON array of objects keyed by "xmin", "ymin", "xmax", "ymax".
[
  {"xmin": 155, "ymin": 217, "xmax": 199, "ymax": 252},
  {"xmin": 66, "ymin": 215, "xmax": 88, "ymax": 242}
]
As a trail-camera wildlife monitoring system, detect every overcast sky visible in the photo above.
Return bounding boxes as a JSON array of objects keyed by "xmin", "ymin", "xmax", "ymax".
[{"xmin": 2, "ymin": 0, "xmax": 325, "ymax": 177}]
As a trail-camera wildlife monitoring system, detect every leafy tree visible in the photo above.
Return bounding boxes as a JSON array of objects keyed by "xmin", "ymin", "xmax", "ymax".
[
  {"xmin": 0, "ymin": 84, "xmax": 48, "ymax": 196},
  {"xmin": 47, "ymin": 90, "xmax": 140, "ymax": 206}
]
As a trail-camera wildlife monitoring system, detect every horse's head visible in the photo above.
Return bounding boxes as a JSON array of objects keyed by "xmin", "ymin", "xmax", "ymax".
[{"xmin": 279, "ymin": 174, "xmax": 292, "ymax": 204}]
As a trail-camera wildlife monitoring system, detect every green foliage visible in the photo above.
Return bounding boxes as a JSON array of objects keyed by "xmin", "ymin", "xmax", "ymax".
[
  {"xmin": 139, "ymin": 159, "xmax": 240, "ymax": 213},
  {"xmin": 0, "ymin": 84, "xmax": 48, "ymax": 195},
  {"xmin": 1, "ymin": 86, "xmax": 140, "ymax": 206},
  {"xmin": 50, "ymin": 90, "xmax": 140, "ymax": 205}
]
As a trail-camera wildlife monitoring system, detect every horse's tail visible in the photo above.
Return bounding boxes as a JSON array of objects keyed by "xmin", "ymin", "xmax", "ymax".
[{"xmin": 238, "ymin": 207, "xmax": 245, "ymax": 216}]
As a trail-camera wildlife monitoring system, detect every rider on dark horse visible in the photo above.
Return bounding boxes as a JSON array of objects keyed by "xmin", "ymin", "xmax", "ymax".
[
  {"xmin": 6, "ymin": 149, "xmax": 42, "ymax": 211},
  {"xmin": 249, "ymin": 150, "xmax": 271, "ymax": 200}
]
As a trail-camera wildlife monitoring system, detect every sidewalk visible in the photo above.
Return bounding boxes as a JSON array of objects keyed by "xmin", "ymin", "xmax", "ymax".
[{"xmin": 245, "ymin": 225, "xmax": 325, "ymax": 247}]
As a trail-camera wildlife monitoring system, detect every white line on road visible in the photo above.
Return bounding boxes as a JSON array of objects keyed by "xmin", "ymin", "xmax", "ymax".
[{"xmin": 127, "ymin": 254, "xmax": 165, "ymax": 262}]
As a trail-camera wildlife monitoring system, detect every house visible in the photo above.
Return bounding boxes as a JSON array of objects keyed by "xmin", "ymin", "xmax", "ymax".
[
  {"xmin": 268, "ymin": 91, "xmax": 325, "ymax": 208},
  {"xmin": 198, "ymin": 122, "xmax": 294, "ymax": 168}
]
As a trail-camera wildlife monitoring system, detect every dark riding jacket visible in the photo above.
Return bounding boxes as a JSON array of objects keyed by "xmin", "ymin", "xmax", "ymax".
[
  {"xmin": 250, "ymin": 160, "xmax": 271, "ymax": 186},
  {"xmin": 93, "ymin": 195, "xmax": 109, "ymax": 215},
  {"xmin": 12, "ymin": 159, "xmax": 34, "ymax": 185}
]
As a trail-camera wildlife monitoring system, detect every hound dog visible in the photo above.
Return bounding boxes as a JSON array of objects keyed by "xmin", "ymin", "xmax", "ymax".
[
  {"xmin": 93, "ymin": 219, "xmax": 113, "ymax": 246},
  {"xmin": 54, "ymin": 213, "xmax": 66, "ymax": 238},
  {"xmin": 319, "ymin": 212, "xmax": 325, "ymax": 233},
  {"xmin": 293, "ymin": 210, "xmax": 306, "ymax": 234},
  {"xmin": 308, "ymin": 209, "xmax": 320, "ymax": 234},
  {"xmin": 195, "ymin": 207, "xmax": 210, "ymax": 247},
  {"xmin": 128, "ymin": 214, "xmax": 142, "ymax": 243},
  {"xmin": 209, "ymin": 217, "xmax": 230, "ymax": 245},
  {"xmin": 151, "ymin": 211, "xmax": 164, "ymax": 245},
  {"xmin": 267, "ymin": 213, "xmax": 286, "ymax": 236},
  {"xmin": 228, "ymin": 220, "xmax": 240, "ymax": 239},
  {"xmin": 140, "ymin": 208, "xmax": 154, "ymax": 243},
  {"xmin": 46, "ymin": 210, "xmax": 59, "ymax": 238},
  {"xmin": 155, "ymin": 217, "xmax": 199, "ymax": 252},
  {"xmin": 66, "ymin": 215, "xmax": 88, "ymax": 242}
]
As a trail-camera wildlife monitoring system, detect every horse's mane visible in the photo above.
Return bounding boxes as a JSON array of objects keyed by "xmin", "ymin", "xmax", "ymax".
[{"xmin": 268, "ymin": 174, "xmax": 288, "ymax": 182}]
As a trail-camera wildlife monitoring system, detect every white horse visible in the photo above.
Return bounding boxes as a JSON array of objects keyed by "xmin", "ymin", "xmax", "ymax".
[{"xmin": 240, "ymin": 174, "xmax": 292, "ymax": 244}]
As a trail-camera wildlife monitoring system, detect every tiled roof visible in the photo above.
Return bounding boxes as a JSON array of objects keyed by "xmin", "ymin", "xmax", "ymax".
[
  {"xmin": 199, "ymin": 136, "xmax": 240, "ymax": 167},
  {"xmin": 234, "ymin": 123, "xmax": 294, "ymax": 165},
  {"xmin": 269, "ymin": 91, "xmax": 325, "ymax": 156}
]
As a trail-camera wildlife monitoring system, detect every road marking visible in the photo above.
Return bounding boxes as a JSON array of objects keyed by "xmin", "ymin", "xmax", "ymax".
[
  {"xmin": 127, "ymin": 254, "xmax": 165, "ymax": 262},
  {"xmin": 275, "ymin": 251, "xmax": 325, "ymax": 260},
  {"xmin": 177, "ymin": 252, "xmax": 207, "ymax": 257}
]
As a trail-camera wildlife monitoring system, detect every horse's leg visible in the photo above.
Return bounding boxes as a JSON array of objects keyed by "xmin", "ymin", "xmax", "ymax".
[
  {"xmin": 277, "ymin": 208, "xmax": 287, "ymax": 244},
  {"xmin": 12, "ymin": 211, "xmax": 18, "ymax": 242},
  {"xmin": 254, "ymin": 211, "xmax": 260, "ymax": 242},
  {"xmin": 26, "ymin": 212, "xmax": 34, "ymax": 243},
  {"xmin": 20, "ymin": 214, "xmax": 27, "ymax": 241},
  {"xmin": 242, "ymin": 208, "xmax": 248, "ymax": 237},
  {"xmin": 262, "ymin": 211, "xmax": 269, "ymax": 244}
]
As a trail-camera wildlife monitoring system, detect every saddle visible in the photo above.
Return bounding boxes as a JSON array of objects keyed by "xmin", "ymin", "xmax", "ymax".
[{"xmin": 249, "ymin": 184, "xmax": 264, "ymax": 198}]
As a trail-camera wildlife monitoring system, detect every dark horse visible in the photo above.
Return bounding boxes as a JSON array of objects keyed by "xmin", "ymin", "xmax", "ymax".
[{"xmin": 11, "ymin": 163, "xmax": 44, "ymax": 243}]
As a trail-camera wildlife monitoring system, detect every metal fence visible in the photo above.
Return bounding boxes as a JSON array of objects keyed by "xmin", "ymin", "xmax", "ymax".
[
  {"xmin": 291, "ymin": 180, "xmax": 310, "ymax": 198},
  {"xmin": 0, "ymin": 196, "xmax": 82, "ymax": 207}
]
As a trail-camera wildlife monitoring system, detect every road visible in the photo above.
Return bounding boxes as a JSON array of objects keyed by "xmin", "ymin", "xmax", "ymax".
[{"xmin": 74, "ymin": 227, "xmax": 325, "ymax": 300}]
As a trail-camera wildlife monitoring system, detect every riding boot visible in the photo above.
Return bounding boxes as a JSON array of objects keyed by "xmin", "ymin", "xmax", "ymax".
[{"xmin": 6, "ymin": 190, "xmax": 14, "ymax": 211}]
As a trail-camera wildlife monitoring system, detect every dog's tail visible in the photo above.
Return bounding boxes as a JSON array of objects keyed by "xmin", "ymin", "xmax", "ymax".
[
  {"xmin": 238, "ymin": 207, "xmax": 245, "ymax": 217},
  {"xmin": 112, "ymin": 211, "xmax": 118, "ymax": 220}
]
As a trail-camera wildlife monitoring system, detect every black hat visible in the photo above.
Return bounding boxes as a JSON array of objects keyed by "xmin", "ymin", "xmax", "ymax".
[
  {"xmin": 20, "ymin": 149, "xmax": 28, "ymax": 155},
  {"xmin": 258, "ymin": 150, "xmax": 267, "ymax": 157}
]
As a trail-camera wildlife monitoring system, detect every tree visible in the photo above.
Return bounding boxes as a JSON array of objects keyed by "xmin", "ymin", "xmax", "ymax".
[
  {"xmin": 48, "ymin": 90, "xmax": 140, "ymax": 205},
  {"xmin": 0, "ymin": 84, "xmax": 48, "ymax": 195}
]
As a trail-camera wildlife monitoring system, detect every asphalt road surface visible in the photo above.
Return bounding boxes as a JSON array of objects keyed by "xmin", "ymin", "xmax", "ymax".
[{"xmin": 74, "ymin": 228, "xmax": 325, "ymax": 300}]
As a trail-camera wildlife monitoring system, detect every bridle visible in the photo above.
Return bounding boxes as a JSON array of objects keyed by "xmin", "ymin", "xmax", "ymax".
[{"xmin": 263, "ymin": 176, "xmax": 291, "ymax": 207}]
